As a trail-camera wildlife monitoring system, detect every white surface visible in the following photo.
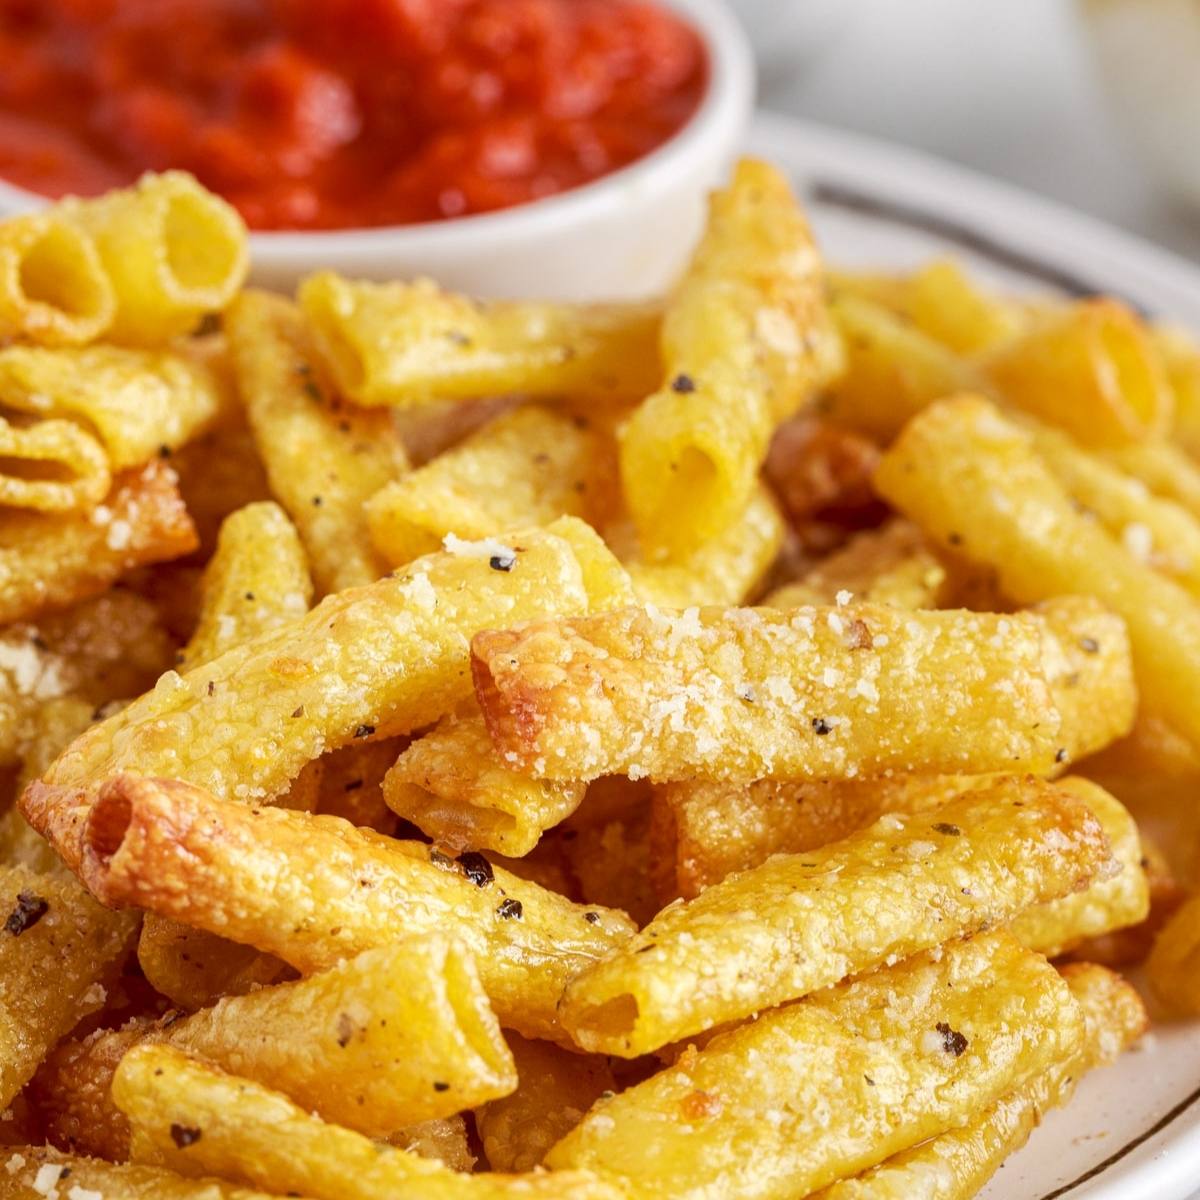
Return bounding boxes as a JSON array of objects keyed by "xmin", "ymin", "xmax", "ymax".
[
  {"xmin": 749, "ymin": 111, "xmax": 1200, "ymax": 1200},
  {"xmin": 0, "ymin": 0, "xmax": 753, "ymax": 300},
  {"xmin": 760, "ymin": 0, "xmax": 1200, "ymax": 266}
]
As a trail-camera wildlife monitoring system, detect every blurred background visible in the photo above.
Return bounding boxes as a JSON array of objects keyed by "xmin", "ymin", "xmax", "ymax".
[{"xmin": 736, "ymin": 0, "xmax": 1200, "ymax": 262}]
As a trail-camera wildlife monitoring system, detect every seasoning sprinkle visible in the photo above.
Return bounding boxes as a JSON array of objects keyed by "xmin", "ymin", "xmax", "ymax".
[
  {"xmin": 353, "ymin": 724, "xmax": 375, "ymax": 739},
  {"xmin": 496, "ymin": 898, "xmax": 523, "ymax": 920},
  {"xmin": 936, "ymin": 1021, "xmax": 969, "ymax": 1057},
  {"xmin": 932, "ymin": 822, "xmax": 961, "ymax": 837},
  {"xmin": 489, "ymin": 552, "xmax": 516, "ymax": 572},
  {"xmin": 456, "ymin": 852, "xmax": 494, "ymax": 888},
  {"xmin": 3, "ymin": 891, "xmax": 47, "ymax": 936},
  {"xmin": 811, "ymin": 717, "xmax": 833, "ymax": 735},
  {"xmin": 170, "ymin": 1124, "xmax": 202, "ymax": 1148},
  {"xmin": 671, "ymin": 373, "xmax": 696, "ymax": 393}
]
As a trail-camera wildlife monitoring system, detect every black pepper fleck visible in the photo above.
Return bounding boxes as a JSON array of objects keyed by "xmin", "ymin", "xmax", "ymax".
[
  {"xmin": 864, "ymin": 1074, "xmax": 875, "ymax": 1086},
  {"xmin": 354, "ymin": 724, "xmax": 375, "ymax": 738},
  {"xmin": 1055, "ymin": 748, "xmax": 1068, "ymax": 763},
  {"xmin": 432, "ymin": 1081, "xmax": 450, "ymax": 1092},
  {"xmin": 811, "ymin": 717, "xmax": 833, "ymax": 735},
  {"xmin": 489, "ymin": 552, "xmax": 516, "ymax": 572},
  {"xmin": 496, "ymin": 898, "xmax": 523, "ymax": 920},
  {"xmin": 584, "ymin": 911, "xmax": 600, "ymax": 924},
  {"xmin": 344, "ymin": 779, "xmax": 363, "ymax": 792},
  {"xmin": 170, "ymin": 1123, "xmax": 202, "ymax": 1148},
  {"xmin": 4, "ymin": 890, "xmax": 48, "ymax": 936},
  {"xmin": 456, "ymin": 851, "xmax": 494, "ymax": 887},
  {"xmin": 671, "ymin": 373, "xmax": 696, "ymax": 393},
  {"xmin": 936, "ymin": 1022, "xmax": 968, "ymax": 1057},
  {"xmin": 1079, "ymin": 636, "xmax": 1100, "ymax": 654},
  {"xmin": 291, "ymin": 705, "xmax": 305, "ymax": 719},
  {"xmin": 206, "ymin": 680, "xmax": 215, "ymax": 696},
  {"xmin": 932, "ymin": 822, "xmax": 961, "ymax": 837},
  {"xmin": 336, "ymin": 1012, "xmax": 355, "ymax": 1047},
  {"xmin": 311, "ymin": 495, "xmax": 323, "ymax": 506}
]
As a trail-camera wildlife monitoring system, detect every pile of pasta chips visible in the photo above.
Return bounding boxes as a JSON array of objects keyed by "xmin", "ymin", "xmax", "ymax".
[{"xmin": 0, "ymin": 157, "xmax": 1196, "ymax": 1200}]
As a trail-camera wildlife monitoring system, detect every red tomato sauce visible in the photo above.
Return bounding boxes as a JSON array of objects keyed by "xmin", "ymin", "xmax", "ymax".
[{"xmin": 0, "ymin": 0, "xmax": 706, "ymax": 231}]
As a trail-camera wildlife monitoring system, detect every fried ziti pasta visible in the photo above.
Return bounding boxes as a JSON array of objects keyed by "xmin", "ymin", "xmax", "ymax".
[
  {"xmin": 298, "ymin": 270, "xmax": 660, "ymax": 408},
  {"xmin": 176, "ymin": 502, "xmax": 312, "ymax": 672},
  {"xmin": 40, "ymin": 935, "xmax": 515, "ymax": 1151},
  {"xmin": 560, "ymin": 779, "xmax": 1107, "ymax": 1055},
  {"xmin": 818, "ymin": 292, "xmax": 987, "ymax": 443},
  {"xmin": 619, "ymin": 159, "xmax": 842, "ymax": 561},
  {"xmin": 384, "ymin": 714, "xmax": 586, "ymax": 856},
  {"xmin": 813, "ymin": 962, "xmax": 1147, "ymax": 1200},
  {"xmin": 0, "ymin": 864, "xmax": 137, "ymax": 1109},
  {"xmin": 652, "ymin": 774, "xmax": 997, "ymax": 901},
  {"xmin": 0, "ymin": 415, "xmax": 110, "ymax": 513},
  {"xmin": 65, "ymin": 171, "xmax": 248, "ymax": 345},
  {"xmin": 874, "ymin": 394, "xmax": 1200, "ymax": 748},
  {"xmin": 1104, "ymin": 438, "xmax": 1200, "ymax": 521},
  {"xmin": 0, "ymin": 341, "xmax": 233, "ymax": 471},
  {"xmin": 79, "ymin": 775, "xmax": 635, "ymax": 1040},
  {"xmin": 115, "ymin": 1045, "xmax": 623, "ymax": 1200},
  {"xmin": 547, "ymin": 932, "xmax": 1084, "ymax": 1200},
  {"xmin": 1008, "ymin": 778, "xmax": 1147, "ymax": 957},
  {"xmin": 366, "ymin": 406, "xmax": 617, "ymax": 567},
  {"xmin": 476, "ymin": 1035, "xmax": 615, "ymax": 1174},
  {"xmin": 620, "ymin": 484, "xmax": 785, "ymax": 608},
  {"xmin": 226, "ymin": 290, "xmax": 406, "ymax": 593},
  {"xmin": 981, "ymin": 299, "xmax": 1172, "ymax": 446},
  {"xmin": 0, "ymin": 1148, "xmax": 295, "ymax": 1200},
  {"xmin": 0, "ymin": 211, "xmax": 114, "ymax": 345},
  {"xmin": 23, "ymin": 518, "xmax": 616, "ymax": 870},
  {"xmin": 0, "ymin": 460, "xmax": 197, "ymax": 626},
  {"xmin": 473, "ymin": 602, "xmax": 1066, "ymax": 783}
]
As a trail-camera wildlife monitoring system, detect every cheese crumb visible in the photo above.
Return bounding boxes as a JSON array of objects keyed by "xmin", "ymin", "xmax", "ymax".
[
  {"xmin": 33, "ymin": 1162, "xmax": 65, "ymax": 1197},
  {"xmin": 105, "ymin": 518, "xmax": 132, "ymax": 551},
  {"xmin": 68, "ymin": 1188, "xmax": 103, "ymax": 1200},
  {"xmin": 442, "ymin": 533, "xmax": 517, "ymax": 562},
  {"xmin": 1122, "ymin": 522, "xmax": 1153, "ymax": 562},
  {"xmin": 5, "ymin": 1153, "xmax": 24, "ymax": 1175},
  {"xmin": 835, "ymin": 589, "xmax": 853, "ymax": 607}
]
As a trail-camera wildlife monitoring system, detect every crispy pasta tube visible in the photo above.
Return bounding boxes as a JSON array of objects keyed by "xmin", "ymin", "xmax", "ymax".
[
  {"xmin": 0, "ymin": 461, "xmax": 197, "ymax": 626},
  {"xmin": 366, "ymin": 406, "xmax": 617, "ymax": 567},
  {"xmin": 65, "ymin": 171, "xmax": 248, "ymax": 345},
  {"xmin": 619, "ymin": 159, "xmax": 841, "ymax": 561},
  {"xmin": 874, "ymin": 394, "xmax": 1200, "ymax": 748},
  {"xmin": 621, "ymin": 484, "xmax": 785, "ymax": 608},
  {"xmin": 0, "ymin": 1148, "xmax": 292, "ymax": 1200},
  {"xmin": 176, "ymin": 502, "xmax": 312, "ymax": 672},
  {"xmin": 79, "ymin": 776, "xmax": 635, "ymax": 1040},
  {"xmin": 0, "ymin": 342, "xmax": 232, "ymax": 471},
  {"xmin": 225, "ymin": 290, "xmax": 406, "ymax": 593},
  {"xmin": 0, "ymin": 212, "xmax": 114, "ymax": 345},
  {"xmin": 982, "ymin": 299, "xmax": 1172, "ymax": 446},
  {"xmin": 546, "ymin": 932, "xmax": 1084, "ymax": 1200},
  {"xmin": 0, "ymin": 416, "xmax": 110, "ymax": 513},
  {"xmin": 472, "ymin": 602, "xmax": 1066, "ymax": 783},
  {"xmin": 298, "ymin": 270, "xmax": 660, "ymax": 407},
  {"xmin": 1009, "ymin": 778, "xmax": 1148, "ymax": 957},
  {"xmin": 1146, "ymin": 892, "xmax": 1200, "ymax": 1014},
  {"xmin": 0, "ymin": 864, "xmax": 137, "ymax": 1109},
  {"xmin": 23, "ymin": 518, "xmax": 615, "ymax": 871},
  {"xmin": 114, "ymin": 1046, "xmax": 623, "ymax": 1200},
  {"xmin": 812, "ymin": 963, "xmax": 1147, "ymax": 1200},
  {"xmin": 384, "ymin": 714, "xmax": 586, "ymax": 856},
  {"xmin": 560, "ymin": 778, "xmax": 1108, "ymax": 1055}
]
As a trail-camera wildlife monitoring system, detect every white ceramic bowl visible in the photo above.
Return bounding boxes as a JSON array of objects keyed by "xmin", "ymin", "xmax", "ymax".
[{"xmin": 0, "ymin": 0, "xmax": 753, "ymax": 299}]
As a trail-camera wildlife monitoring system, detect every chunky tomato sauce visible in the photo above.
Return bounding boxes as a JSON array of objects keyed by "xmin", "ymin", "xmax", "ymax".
[{"xmin": 0, "ymin": 0, "xmax": 706, "ymax": 230}]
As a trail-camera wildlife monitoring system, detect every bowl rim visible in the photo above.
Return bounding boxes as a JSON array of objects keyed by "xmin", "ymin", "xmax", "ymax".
[{"xmin": 0, "ymin": 0, "xmax": 754, "ymax": 256}]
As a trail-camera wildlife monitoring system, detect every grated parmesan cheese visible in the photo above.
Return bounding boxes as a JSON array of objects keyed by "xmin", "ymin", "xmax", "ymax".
[{"xmin": 442, "ymin": 533, "xmax": 517, "ymax": 562}]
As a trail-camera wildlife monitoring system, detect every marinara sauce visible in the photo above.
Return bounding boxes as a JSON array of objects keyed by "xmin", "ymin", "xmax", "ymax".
[{"xmin": 0, "ymin": 0, "xmax": 706, "ymax": 231}]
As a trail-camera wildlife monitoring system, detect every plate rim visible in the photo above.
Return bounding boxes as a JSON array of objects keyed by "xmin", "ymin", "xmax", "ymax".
[{"xmin": 746, "ymin": 109, "xmax": 1200, "ymax": 1200}]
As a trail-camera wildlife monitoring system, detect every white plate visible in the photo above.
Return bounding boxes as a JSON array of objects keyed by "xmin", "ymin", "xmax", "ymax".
[{"xmin": 746, "ymin": 112, "xmax": 1200, "ymax": 1200}]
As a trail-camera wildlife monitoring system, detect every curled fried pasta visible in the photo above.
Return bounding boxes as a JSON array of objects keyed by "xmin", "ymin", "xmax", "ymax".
[
  {"xmin": 875, "ymin": 394, "xmax": 1200, "ymax": 748},
  {"xmin": 472, "ymin": 602, "xmax": 1066, "ymax": 783},
  {"xmin": 64, "ymin": 171, "xmax": 248, "ymax": 345},
  {"xmin": 0, "ymin": 461, "xmax": 197, "ymax": 626},
  {"xmin": 79, "ymin": 776, "xmax": 635, "ymax": 1040},
  {"xmin": 23, "ymin": 518, "xmax": 612, "ymax": 871},
  {"xmin": 619, "ymin": 159, "xmax": 841, "ymax": 561},
  {"xmin": 812, "ymin": 963, "xmax": 1147, "ymax": 1200},
  {"xmin": 1147, "ymin": 892, "xmax": 1200, "ymax": 1014},
  {"xmin": 559, "ymin": 779, "xmax": 1108, "ymax": 1056},
  {"xmin": 384, "ymin": 714, "xmax": 586, "ymax": 856},
  {"xmin": 299, "ymin": 269, "xmax": 661, "ymax": 407},
  {"xmin": 113, "ymin": 1045, "xmax": 624, "ymax": 1200},
  {"xmin": 0, "ymin": 212, "xmax": 114, "ymax": 345},
  {"xmin": 177, "ymin": 502, "xmax": 312, "ymax": 672},
  {"xmin": 0, "ymin": 415, "xmax": 110, "ymax": 513},
  {"xmin": 0, "ymin": 341, "xmax": 232, "ymax": 470},
  {"xmin": 226, "ymin": 290, "xmax": 407, "ymax": 593},
  {"xmin": 982, "ymin": 299, "xmax": 1172, "ymax": 446},
  {"xmin": 366, "ymin": 406, "xmax": 618, "ymax": 567},
  {"xmin": 546, "ymin": 933, "xmax": 1084, "ymax": 1200}
]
